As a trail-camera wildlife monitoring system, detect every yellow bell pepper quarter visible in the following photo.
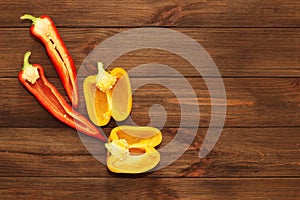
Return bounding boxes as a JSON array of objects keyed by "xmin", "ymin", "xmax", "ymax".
[{"xmin": 83, "ymin": 62, "xmax": 132, "ymax": 126}]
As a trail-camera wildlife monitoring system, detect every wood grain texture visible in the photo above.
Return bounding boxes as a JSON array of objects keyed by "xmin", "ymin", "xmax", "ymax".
[
  {"xmin": 0, "ymin": 127, "xmax": 299, "ymax": 177},
  {"xmin": 0, "ymin": 177, "xmax": 299, "ymax": 200},
  {"xmin": 1, "ymin": 28, "xmax": 299, "ymax": 78},
  {"xmin": 1, "ymin": 0, "xmax": 300, "ymax": 27},
  {"xmin": 2, "ymin": 77, "xmax": 300, "ymax": 128},
  {"xmin": 1, "ymin": 0, "xmax": 300, "ymax": 199}
]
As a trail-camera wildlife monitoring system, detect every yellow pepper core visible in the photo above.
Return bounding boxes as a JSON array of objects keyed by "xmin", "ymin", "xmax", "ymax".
[
  {"xmin": 96, "ymin": 62, "xmax": 117, "ymax": 92},
  {"xmin": 105, "ymin": 139, "xmax": 130, "ymax": 161}
]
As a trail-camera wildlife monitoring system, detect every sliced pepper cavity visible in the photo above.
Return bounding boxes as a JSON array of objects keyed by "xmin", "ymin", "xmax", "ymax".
[{"xmin": 109, "ymin": 126, "xmax": 162, "ymax": 147}]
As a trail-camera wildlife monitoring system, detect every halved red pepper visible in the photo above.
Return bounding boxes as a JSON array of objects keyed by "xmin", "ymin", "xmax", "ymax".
[
  {"xmin": 21, "ymin": 14, "xmax": 79, "ymax": 108},
  {"xmin": 19, "ymin": 51, "xmax": 106, "ymax": 142}
]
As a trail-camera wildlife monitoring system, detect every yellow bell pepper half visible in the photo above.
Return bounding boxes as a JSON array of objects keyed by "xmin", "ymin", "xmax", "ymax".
[
  {"xmin": 105, "ymin": 126, "xmax": 162, "ymax": 174},
  {"xmin": 83, "ymin": 62, "xmax": 132, "ymax": 126}
]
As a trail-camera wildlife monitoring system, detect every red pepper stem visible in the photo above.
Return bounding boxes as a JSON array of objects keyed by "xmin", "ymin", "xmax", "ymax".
[
  {"xmin": 20, "ymin": 14, "xmax": 38, "ymax": 24},
  {"xmin": 22, "ymin": 51, "xmax": 32, "ymax": 70}
]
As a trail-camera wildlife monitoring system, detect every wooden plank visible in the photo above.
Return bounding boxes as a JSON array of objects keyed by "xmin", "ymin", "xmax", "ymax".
[
  {"xmin": 1, "ymin": 77, "xmax": 300, "ymax": 128},
  {"xmin": 0, "ymin": 127, "xmax": 299, "ymax": 177},
  {"xmin": 0, "ymin": 177, "xmax": 299, "ymax": 199},
  {"xmin": 1, "ymin": 28, "xmax": 299, "ymax": 78},
  {"xmin": 1, "ymin": 0, "xmax": 300, "ymax": 27}
]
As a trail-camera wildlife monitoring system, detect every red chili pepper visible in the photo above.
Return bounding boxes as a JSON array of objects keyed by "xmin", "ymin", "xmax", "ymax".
[
  {"xmin": 20, "ymin": 14, "xmax": 79, "ymax": 108},
  {"xmin": 19, "ymin": 51, "xmax": 107, "ymax": 142}
]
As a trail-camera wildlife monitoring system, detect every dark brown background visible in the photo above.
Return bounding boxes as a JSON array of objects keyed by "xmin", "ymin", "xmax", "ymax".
[{"xmin": 0, "ymin": 0, "xmax": 300, "ymax": 199}]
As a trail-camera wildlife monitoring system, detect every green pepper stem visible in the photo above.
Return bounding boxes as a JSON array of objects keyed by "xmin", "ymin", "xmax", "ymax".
[
  {"xmin": 20, "ymin": 14, "xmax": 38, "ymax": 24},
  {"xmin": 22, "ymin": 51, "xmax": 32, "ymax": 70}
]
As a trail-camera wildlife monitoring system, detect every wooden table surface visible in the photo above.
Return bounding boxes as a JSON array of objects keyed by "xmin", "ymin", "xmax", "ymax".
[{"xmin": 1, "ymin": 0, "xmax": 300, "ymax": 199}]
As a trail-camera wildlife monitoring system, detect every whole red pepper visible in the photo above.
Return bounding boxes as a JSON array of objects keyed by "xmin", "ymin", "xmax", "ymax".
[
  {"xmin": 19, "ymin": 51, "xmax": 106, "ymax": 142},
  {"xmin": 21, "ymin": 14, "xmax": 79, "ymax": 108}
]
